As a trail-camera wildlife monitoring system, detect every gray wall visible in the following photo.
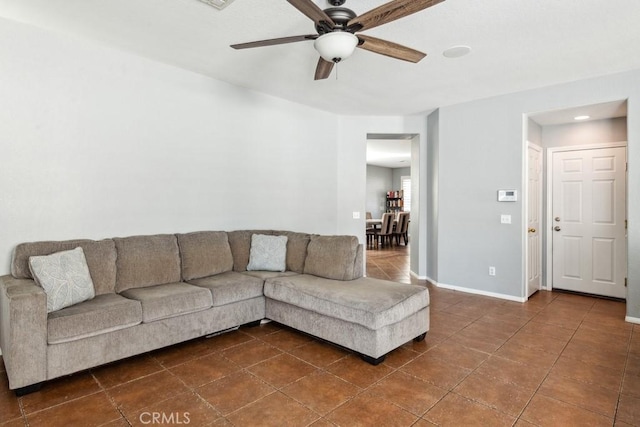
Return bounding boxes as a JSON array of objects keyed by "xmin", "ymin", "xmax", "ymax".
[
  {"xmin": 528, "ymin": 118, "xmax": 542, "ymax": 146},
  {"xmin": 366, "ymin": 165, "xmax": 393, "ymax": 219},
  {"xmin": 393, "ymin": 167, "xmax": 411, "ymax": 192},
  {"xmin": 433, "ymin": 69, "xmax": 639, "ymax": 321},
  {"xmin": 542, "ymin": 117, "xmax": 627, "ymax": 147},
  {"xmin": 365, "ymin": 166, "xmax": 411, "ymax": 219},
  {"xmin": 427, "ymin": 110, "xmax": 440, "ymax": 283}
]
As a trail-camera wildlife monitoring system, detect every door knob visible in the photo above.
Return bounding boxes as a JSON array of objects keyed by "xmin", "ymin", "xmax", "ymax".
[
  {"xmin": 528, "ymin": 228, "xmax": 536, "ymax": 233},
  {"xmin": 554, "ymin": 226, "xmax": 561, "ymax": 231}
]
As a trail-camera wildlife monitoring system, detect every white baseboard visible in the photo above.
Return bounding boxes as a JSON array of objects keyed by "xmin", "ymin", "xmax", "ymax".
[
  {"xmin": 410, "ymin": 271, "xmax": 429, "ymax": 281},
  {"xmin": 424, "ymin": 275, "xmax": 437, "ymax": 285},
  {"xmin": 625, "ymin": 316, "xmax": 640, "ymax": 325},
  {"xmin": 436, "ymin": 281, "xmax": 527, "ymax": 303}
]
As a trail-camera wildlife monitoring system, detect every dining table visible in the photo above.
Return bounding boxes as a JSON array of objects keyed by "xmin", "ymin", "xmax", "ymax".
[{"xmin": 366, "ymin": 218, "xmax": 383, "ymax": 229}]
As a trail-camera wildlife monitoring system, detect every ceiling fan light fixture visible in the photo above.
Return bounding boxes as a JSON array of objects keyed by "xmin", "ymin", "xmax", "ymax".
[{"xmin": 314, "ymin": 31, "xmax": 359, "ymax": 63}]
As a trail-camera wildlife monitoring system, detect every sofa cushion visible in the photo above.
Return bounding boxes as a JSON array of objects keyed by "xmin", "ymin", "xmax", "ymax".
[
  {"xmin": 47, "ymin": 293, "xmax": 142, "ymax": 344},
  {"xmin": 303, "ymin": 235, "xmax": 360, "ymax": 280},
  {"xmin": 264, "ymin": 275, "xmax": 429, "ymax": 330},
  {"xmin": 114, "ymin": 235, "xmax": 181, "ymax": 292},
  {"xmin": 275, "ymin": 231, "xmax": 311, "ymax": 273},
  {"xmin": 177, "ymin": 231, "xmax": 233, "ymax": 280},
  {"xmin": 188, "ymin": 271, "xmax": 264, "ymax": 307},
  {"xmin": 12, "ymin": 239, "xmax": 117, "ymax": 295},
  {"xmin": 228, "ymin": 230, "xmax": 311, "ymax": 273},
  {"xmin": 29, "ymin": 247, "xmax": 96, "ymax": 313},
  {"xmin": 242, "ymin": 270, "xmax": 300, "ymax": 281},
  {"xmin": 227, "ymin": 230, "xmax": 274, "ymax": 272},
  {"xmin": 120, "ymin": 282, "xmax": 212, "ymax": 323},
  {"xmin": 247, "ymin": 234, "xmax": 288, "ymax": 272}
]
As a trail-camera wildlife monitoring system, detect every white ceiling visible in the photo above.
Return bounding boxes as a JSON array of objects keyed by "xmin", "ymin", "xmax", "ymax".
[
  {"xmin": 1, "ymin": 0, "xmax": 640, "ymax": 116},
  {"xmin": 530, "ymin": 100, "xmax": 628, "ymax": 126},
  {"xmin": 367, "ymin": 139, "xmax": 412, "ymax": 169}
]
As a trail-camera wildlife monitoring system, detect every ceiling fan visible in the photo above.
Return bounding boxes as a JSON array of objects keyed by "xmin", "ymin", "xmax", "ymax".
[{"xmin": 231, "ymin": 0, "xmax": 445, "ymax": 80}]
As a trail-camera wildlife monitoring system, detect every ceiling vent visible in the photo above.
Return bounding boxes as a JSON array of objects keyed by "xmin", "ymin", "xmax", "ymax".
[{"xmin": 196, "ymin": 0, "xmax": 235, "ymax": 10}]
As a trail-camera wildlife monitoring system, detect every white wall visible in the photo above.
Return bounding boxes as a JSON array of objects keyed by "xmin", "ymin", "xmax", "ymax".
[
  {"xmin": 435, "ymin": 70, "xmax": 640, "ymax": 319},
  {"xmin": 0, "ymin": 18, "xmax": 339, "ymax": 273}
]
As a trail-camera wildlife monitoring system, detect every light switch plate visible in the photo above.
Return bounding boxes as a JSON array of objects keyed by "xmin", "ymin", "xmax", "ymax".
[{"xmin": 353, "ymin": 212, "xmax": 361, "ymax": 219}]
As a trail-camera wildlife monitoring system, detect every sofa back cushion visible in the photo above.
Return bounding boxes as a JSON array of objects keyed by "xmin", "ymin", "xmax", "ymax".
[
  {"xmin": 228, "ymin": 230, "xmax": 311, "ymax": 273},
  {"xmin": 275, "ymin": 231, "xmax": 311, "ymax": 274},
  {"xmin": 227, "ymin": 230, "xmax": 274, "ymax": 272},
  {"xmin": 176, "ymin": 231, "xmax": 233, "ymax": 280},
  {"xmin": 11, "ymin": 239, "xmax": 117, "ymax": 295},
  {"xmin": 303, "ymin": 235, "xmax": 362, "ymax": 281},
  {"xmin": 114, "ymin": 234, "xmax": 181, "ymax": 292}
]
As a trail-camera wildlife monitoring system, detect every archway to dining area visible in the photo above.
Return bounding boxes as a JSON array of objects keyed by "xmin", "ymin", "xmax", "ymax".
[{"xmin": 365, "ymin": 133, "xmax": 419, "ymax": 278}]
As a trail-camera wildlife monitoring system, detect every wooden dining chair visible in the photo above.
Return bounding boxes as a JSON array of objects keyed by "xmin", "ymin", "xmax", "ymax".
[
  {"xmin": 393, "ymin": 212, "xmax": 410, "ymax": 245},
  {"xmin": 374, "ymin": 212, "xmax": 394, "ymax": 248},
  {"xmin": 365, "ymin": 212, "xmax": 381, "ymax": 248}
]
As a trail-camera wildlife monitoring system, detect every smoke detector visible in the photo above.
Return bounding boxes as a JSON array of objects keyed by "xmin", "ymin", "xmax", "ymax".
[{"xmin": 196, "ymin": 0, "xmax": 235, "ymax": 10}]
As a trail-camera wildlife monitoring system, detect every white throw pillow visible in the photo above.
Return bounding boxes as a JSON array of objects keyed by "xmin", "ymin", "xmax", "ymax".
[
  {"xmin": 29, "ymin": 247, "xmax": 96, "ymax": 313},
  {"xmin": 246, "ymin": 234, "xmax": 288, "ymax": 272}
]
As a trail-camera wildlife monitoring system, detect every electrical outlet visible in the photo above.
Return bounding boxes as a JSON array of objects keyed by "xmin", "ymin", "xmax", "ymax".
[
  {"xmin": 489, "ymin": 266, "xmax": 496, "ymax": 276},
  {"xmin": 500, "ymin": 215, "xmax": 511, "ymax": 224},
  {"xmin": 352, "ymin": 211, "xmax": 360, "ymax": 219}
]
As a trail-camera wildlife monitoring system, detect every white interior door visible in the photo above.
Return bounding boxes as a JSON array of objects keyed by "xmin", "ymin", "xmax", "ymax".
[
  {"xmin": 527, "ymin": 143, "xmax": 542, "ymax": 297},
  {"xmin": 552, "ymin": 146, "xmax": 627, "ymax": 298}
]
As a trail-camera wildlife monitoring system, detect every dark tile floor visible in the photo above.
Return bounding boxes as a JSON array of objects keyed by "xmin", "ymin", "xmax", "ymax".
[{"xmin": 1, "ymin": 245, "xmax": 639, "ymax": 426}]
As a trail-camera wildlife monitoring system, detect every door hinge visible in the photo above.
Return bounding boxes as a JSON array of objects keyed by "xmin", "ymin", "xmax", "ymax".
[
  {"xmin": 626, "ymin": 219, "xmax": 628, "ymax": 230},
  {"xmin": 625, "ymin": 277, "xmax": 628, "ymax": 287}
]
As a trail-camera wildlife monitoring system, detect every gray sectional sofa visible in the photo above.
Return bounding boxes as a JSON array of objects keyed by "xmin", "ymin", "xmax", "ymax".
[{"xmin": 0, "ymin": 230, "xmax": 429, "ymax": 395}]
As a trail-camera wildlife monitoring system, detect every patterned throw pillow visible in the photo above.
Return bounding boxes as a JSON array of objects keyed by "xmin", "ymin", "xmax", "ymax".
[
  {"xmin": 246, "ymin": 234, "xmax": 288, "ymax": 272},
  {"xmin": 28, "ymin": 247, "xmax": 96, "ymax": 313}
]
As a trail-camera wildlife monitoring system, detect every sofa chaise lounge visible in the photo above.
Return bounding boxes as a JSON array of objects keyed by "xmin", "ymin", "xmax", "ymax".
[{"xmin": 0, "ymin": 230, "xmax": 429, "ymax": 395}]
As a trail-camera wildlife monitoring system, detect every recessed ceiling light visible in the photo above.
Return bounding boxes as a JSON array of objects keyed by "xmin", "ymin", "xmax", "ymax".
[
  {"xmin": 443, "ymin": 45, "xmax": 471, "ymax": 58},
  {"xmin": 574, "ymin": 115, "xmax": 590, "ymax": 121},
  {"xmin": 196, "ymin": 0, "xmax": 235, "ymax": 10}
]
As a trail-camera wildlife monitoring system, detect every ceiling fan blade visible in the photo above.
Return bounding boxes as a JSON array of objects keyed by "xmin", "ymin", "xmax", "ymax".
[
  {"xmin": 357, "ymin": 34, "xmax": 426, "ymax": 63},
  {"xmin": 314, "ymin": 57, "xmax": 334, "ymax": 80},
  {"xmin": 287, "ymin": 0, "xmax": 335, "ymax": 27},
  {"xmin": 348, "ymin": 0, "xmax": 445, "ymax": 32},
  {"xmin": 231, "ymin": 34, "xmax": 318, "ymax": 50}
]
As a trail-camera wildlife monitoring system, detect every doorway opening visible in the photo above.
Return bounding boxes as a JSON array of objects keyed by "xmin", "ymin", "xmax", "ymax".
[
  {"xmin": 524, "ymin": 100, "xmax": 628, "ymax": 300},
  {"xmin": 366, "ymin": 133, "xmax": 419, "ymax": 275}
]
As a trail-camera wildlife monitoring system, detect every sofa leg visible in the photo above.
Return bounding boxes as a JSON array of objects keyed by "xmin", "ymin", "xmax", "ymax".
[
  {"xmin": 242, "ymin": 320, "xmax": 262, "ymax": 328},
  {"xmin": 14, "ymin": 382, "xmax": 43, "ymax": 397},
  {"xmin": 360, "ymin": 354, "xmax": 386, "ymax": 366},
  {"xmin": 413, "ymin": 332, "xmax": 427, "ymax": 342}
]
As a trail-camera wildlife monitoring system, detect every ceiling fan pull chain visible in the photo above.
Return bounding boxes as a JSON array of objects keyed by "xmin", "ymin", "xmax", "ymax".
[{"xmin": 335, "ymin": 62, "xmax": 339, "ymax": 80}]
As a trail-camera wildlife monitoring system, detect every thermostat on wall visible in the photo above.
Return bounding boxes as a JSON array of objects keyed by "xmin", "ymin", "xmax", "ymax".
[{"xmin": 498, "ymin": 190, "xmax": 517, "ymax": 202}]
